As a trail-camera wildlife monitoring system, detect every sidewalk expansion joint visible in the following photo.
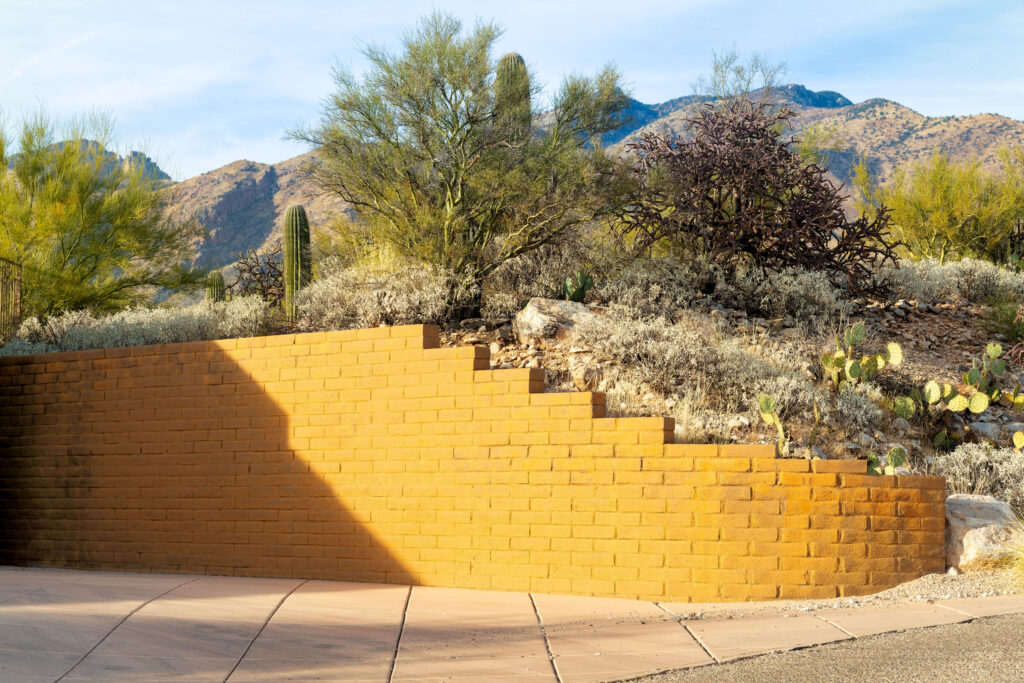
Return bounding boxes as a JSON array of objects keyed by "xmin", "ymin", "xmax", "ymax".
[
  {"xmin": 54, "ymin": 575, "xmax": 202, "ymax": 682},
  {"xmin": 530, "ymin": 592, "xmax": 563, "ymax": 683},
  {"xmin": 656, "ymin": 602, "xmax": 718, "ymax": 664},
  {"xmin": 223, "ymin": 578, "xmax": 308, "ymax": 683},
  {"xmin": 813, "ymin": 613, "xmax": 857, "ymax": 639},
  {"xmin": 386, "ymin": 585, "xmax": 413, "ymax": 683}
]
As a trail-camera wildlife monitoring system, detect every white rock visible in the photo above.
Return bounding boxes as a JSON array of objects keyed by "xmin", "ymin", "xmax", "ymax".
[
  {"xmin": 568, "ymin": 361, "xmax": 602, "ymax": 392},
  {"xmin": 513, "ymin": 298, "xmax": 599, "ymax": 343},
  {"xmin": 945, "ymin": 493, "xmax": 1022, "ymax": 571}
]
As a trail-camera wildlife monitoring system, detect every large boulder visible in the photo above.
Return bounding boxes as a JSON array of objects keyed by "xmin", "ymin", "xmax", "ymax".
[
  {"xmin": 513, "ymin": 298, "xmax": 600, "ymax": 343},
  {"xmin": 945, "ymin": 493, "xmax": 1021, "ymax": 570}
]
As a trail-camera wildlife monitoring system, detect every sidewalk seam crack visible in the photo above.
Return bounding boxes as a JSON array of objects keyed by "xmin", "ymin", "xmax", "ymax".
[
  {"xmin": 387, "ymin": 584, "xmax": 413, "ymax": 683},
  {"xmin": 54, "ymin": 575, "xmax": 202, "ymax": 682},
  {"xmin": 223, "ymin": 578, "xmax": 308, "ymax": 683},
  {"xmin": 814, "ymin": 613, "xmax": 857, "ymax": 639},
  {"xmin": 682, "ymin": 622, "xmax": 719, "ymax": 664},
  {"xmin": 530, "ymin": 593, "xmax": 563, "ymax": 683}
]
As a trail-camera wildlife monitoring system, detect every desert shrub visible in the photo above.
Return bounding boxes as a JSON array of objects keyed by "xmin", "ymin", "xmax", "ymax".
[
  {"xmin": 591, "ymin": 257, "xmax": 698, "ymax": 318},
  {"xmin": 0, "ymin": 296, "xmax": 272, "ymax": 356},
  {"xmin": 573, "ymin": 306, "xmax": 826, "ymax": 420},
  {"xmin": 934, "ymin": 443, "xmax": 1024, "ymax": 514},
  {"xmin": 297, "ymin": 264, "xmax": 478, "ymax": 331},
  {"xmin": 883, "ymin": 258, "xmax": 1024, "ymax": 303},
  {"xmin": 618, "ymin": 98, "xmax": 897, "ymax": 295},
  {"xmin": 722, "ymin": 267, "xmax": 853, "ymax": 324},
  {"xmin": 835, "ymin": 383, "xmax": 886, "ymax": 433}
]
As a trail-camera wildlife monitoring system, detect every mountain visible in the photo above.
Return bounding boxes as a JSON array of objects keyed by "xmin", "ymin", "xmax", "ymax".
[
  {"xmin": 165, "ymin": 152, "xmax": 348, "ymax": 269},
  {"xmin": 167, "ymin": 85, "xmax": 1024, "ymax": 269}
]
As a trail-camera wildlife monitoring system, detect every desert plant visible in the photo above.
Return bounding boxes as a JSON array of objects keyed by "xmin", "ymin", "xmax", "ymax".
[
  {"xmin": 283, "ymin": 204, "xmax": 313, "ymax": 321},
  {"xmin": 206, "ymin": 271, "xmax": 226, "ymax": 302},
  {"xmin": 493, "ymin": 51, "xmax": 531, "ymax": 133},
  {"xmin": 865, "ymin": 446, "xmax": 908, "ymax": 476},
  {"xmin": 934, "ymin": 443, "xmax": 1024, "ymax": 514},
  {"xmin": 0, "ymin": 296, "xmax": 272, "ymax": 356},
  {"xmin": 296, "ymin": 264, "xmax": 478, "ymax": 331},
  {"xmin": 757, "ymin": 394, "xmax": 788, "ymax": 456},
  {"xmin": 290, "ymin": 13, "xmax": 631, "ymax": 299},
  {"xmin": 617, "ymin": 97, "xmax": 898, "ymax": 295},
  {"xmin": 821, "ymin": 322, "xmax": 902, "ymax": 390},
  {"xmin": 563, "ymin": 270, "xmax": 594, "ymax": 303},
  {"xmin": 231, "ymin": 247, "xmax": 285, "ymax": 306}
]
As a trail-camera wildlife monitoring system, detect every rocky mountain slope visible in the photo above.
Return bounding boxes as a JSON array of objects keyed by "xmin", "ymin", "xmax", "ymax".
[
  {"xmin": 165, "ymin": 152, "xmax": 349, "ymax": 269},
  {"xmin": 165, "ymin": 85, "xmax": 1024, "ymax": 269}
]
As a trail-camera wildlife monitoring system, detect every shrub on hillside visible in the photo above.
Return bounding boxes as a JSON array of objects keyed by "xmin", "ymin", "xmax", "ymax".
[
  {"xmin": 0, "ymin": 296, "xmax": 272, "ymax": 356},
  {"xmin": 934, "ymin": 443, "xmax": 1024, "ymax": 514},
  {"xmin": 590, "ymin": 257, "xmax": 698, "ymax": 319},
  {"xmin": 723, "ymin": 267, "xmax": 853, "ymax": 324},
  {"xmin": 883, "ymin": 258, "xmax": 1024, "ymax": 303},
  {"xmin": 297, "ymin": 264, "xmax": 478, "ymax": 331},
  {"xmin": 573, "ymin": 306, "xmax": 825, "ymax": 420},
  {"xmin": 618, "ymin": 98, "xmax": 898, "ymax": 295}
]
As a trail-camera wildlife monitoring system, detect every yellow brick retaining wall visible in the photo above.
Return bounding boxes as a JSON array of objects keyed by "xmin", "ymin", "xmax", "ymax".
[{"xmin": 0, "ymin": 324, "xmax": 946, "ymax": 601}]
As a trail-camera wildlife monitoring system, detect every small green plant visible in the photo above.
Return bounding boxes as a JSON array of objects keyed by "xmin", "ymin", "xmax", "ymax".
[
  {"xmin": 866, "ymin": 446, "xmax": 907, "ymax": 475},
  {"xmin": 821, "ymin": 322, "xmax": 902, "ymax": 390},
  {"xmin": 757, "ymin": 394, "xmax": 789, "ymax": 457},
  {"xmin": 563, "ymin": 270, "xmax": 594, "ymax": 303},
  {"xmin": 205, "ymin": 271, "xmax": 226, "ymax": 302}
]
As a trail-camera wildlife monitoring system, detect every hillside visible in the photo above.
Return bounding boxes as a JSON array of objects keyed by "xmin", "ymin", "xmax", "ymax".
[
  {"xmin": 165, "ymin": 152, "xmax": 349, "ymax": 269},
  {"xmin": 166, "ymin": 85, "xmax": 1024, "ymax": 269}
]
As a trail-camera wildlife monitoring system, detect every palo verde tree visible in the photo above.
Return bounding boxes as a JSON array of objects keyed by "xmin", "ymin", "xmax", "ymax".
[
  {"xmin": 854, "ymin": 149, "xmax": 1024, "ymax": 264},
  {"xmin": 0, "ymin": 111, "xmax": 204, "ymax": 319},
  {"xmin": 291, "ymin": 13, "xmax": 632, "ymax": 302}
]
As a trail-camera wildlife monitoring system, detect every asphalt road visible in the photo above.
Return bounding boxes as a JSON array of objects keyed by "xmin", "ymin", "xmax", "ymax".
[{"xmin": 627, "ymin": 613, "xmax": 1024, "ymax": 683}]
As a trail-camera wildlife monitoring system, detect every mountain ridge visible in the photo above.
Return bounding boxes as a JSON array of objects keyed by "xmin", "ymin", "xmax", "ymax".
[{"xmin": 164, "ymin": 85, "xmax": 1024, "ymax": 269}]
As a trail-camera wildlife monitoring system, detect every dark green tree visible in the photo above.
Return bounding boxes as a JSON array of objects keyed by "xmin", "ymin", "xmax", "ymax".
[{"xmin": 291, "ymin": 13, "xmax": 632, "ymax": 300}]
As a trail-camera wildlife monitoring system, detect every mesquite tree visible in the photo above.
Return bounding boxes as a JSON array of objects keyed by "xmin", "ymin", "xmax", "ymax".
[{"xmin": 619, "ymin": 99, "xmax": 898, "ymax": 294}]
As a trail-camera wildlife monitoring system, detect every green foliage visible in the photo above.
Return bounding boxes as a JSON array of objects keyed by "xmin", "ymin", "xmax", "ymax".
[
  {"xmin": 283, "ymin": 204, "xmax": 312, "ymax": 321},
  {"xmin": 291, "ymin": 13, "xmax": 631, "ymax": 297},
  {"xmin": 866, "ymin": 446, "xmax": 907, "ymax": 476},
  {"xmin": 899, "ymin": 342, "xmax": 1014, "ymax": 449},
  {"xmin": 494, "ymin": 52, "xmax": 531, "ymax": 133},
  {"xmin": 854, "ymin": 148, "xmax": 1024, "ymax": 263},
  {"xmin": 821, "ymin": 322, "xmax": 902, "ymax": 390},
  {"xmin": 757, "ymin": 394, "xmax": 788, "ymax": 456},
  {"xmin": 563, "ymin": 270, "xmax": 594, "ymax": 303},
  {"xmin": 0, "ymin": 111, "xmax": 203, "ymax": 318},
  {"xmin": 205, "ymin": 271, "xmax": 226, "ymax": 302}
]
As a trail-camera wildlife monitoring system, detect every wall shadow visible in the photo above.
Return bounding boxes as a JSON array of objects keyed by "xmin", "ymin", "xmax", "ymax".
[{"xmin": 0, "ymin": 340, "xmax": 415, "ymax": 585}]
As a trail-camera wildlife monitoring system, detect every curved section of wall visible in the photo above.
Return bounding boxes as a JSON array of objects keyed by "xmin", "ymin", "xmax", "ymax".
[{"xmin": 0, "ymin": 325, "xmax": 945, "ymax": 601}]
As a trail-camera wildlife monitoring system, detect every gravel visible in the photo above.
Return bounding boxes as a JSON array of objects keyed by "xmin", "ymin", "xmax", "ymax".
[{"xmin": 664, "ymin": 569, "xmax": 1021, "ymax": 621}]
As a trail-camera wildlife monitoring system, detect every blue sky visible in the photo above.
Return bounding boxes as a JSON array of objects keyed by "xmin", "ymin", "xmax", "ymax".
[{"xmin": 2, "ymin": 1, "xmax": 1021, "ymax": 180}]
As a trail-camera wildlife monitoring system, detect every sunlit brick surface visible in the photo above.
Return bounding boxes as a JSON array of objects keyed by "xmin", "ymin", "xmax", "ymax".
[{"xmin": 0, "ymin": 325, "xmax": 946, "ymax": 601}]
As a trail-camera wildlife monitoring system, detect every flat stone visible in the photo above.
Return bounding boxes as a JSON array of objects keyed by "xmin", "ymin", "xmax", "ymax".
[
  {"xmin": 686, "ymin": 613, "xmax": 850, "ymax": 661},
  {"xmin": 816, "ymin": 603, "xmax": 969, "ymax": 638},
  {"xmin": 968, "ymin": 421, "xmax": 1000, "ymax": 440}
]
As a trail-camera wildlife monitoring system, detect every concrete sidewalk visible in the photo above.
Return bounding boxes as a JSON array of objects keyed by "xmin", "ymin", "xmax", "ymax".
[{"xmin": 1, "ymin": 568, "xmax": 1023, "ymax": 683}]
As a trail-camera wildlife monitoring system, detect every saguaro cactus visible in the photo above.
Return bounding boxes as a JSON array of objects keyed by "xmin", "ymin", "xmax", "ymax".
[
  {"xmin": 494, "ymin": 52, "xmax": 531, "ymax": 133},
  {"xmin": 205, "ymin": 271, "xmax": 226, "ymax": 302},
  {"xmin": 283, "ymin": 204, "xmax": 312, "ymax": 321}
]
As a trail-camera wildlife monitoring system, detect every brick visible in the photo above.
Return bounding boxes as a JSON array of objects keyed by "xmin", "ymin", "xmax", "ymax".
[{"xmin": 0, "ymin": 328, "xmax": 947, "ymax": 605}]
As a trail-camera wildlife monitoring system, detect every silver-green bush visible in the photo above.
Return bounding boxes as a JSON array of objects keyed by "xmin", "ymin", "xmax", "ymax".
[
  {"xmin": 297, "ymin": 264, "xmax": 478, "ymax": 331},
  {"xmin": 573, "ymin": 306, "xmax": 827, "ymax": 419},
  {"xmin": 0, "ymin": 296, "xmax": 273, "ymax": 356},
  {"xmin": 934, "ymin": 443, "xmax": 1024, "ymax": 514},
  {"xmin": 884, "ymin": 258, "xmax": 1024, "ymax": 303},
  {"xmin": 591, "ymin": 257, "xmax": 697, "ymax": 319}
]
